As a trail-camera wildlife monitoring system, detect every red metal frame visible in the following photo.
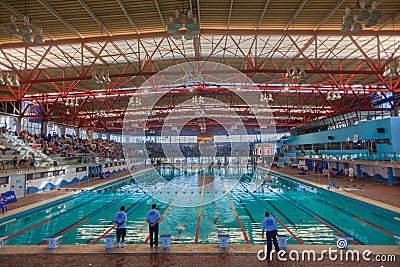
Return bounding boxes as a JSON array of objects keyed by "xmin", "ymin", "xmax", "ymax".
[{"xmin": 1, "ymin": 30, "xmax": 399, "ymax": 130}]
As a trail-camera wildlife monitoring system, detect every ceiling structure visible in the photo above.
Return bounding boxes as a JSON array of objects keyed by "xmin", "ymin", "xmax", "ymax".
[{"xmin": 0, "ymin": 0, "xmax": 399, "ymax": 133}]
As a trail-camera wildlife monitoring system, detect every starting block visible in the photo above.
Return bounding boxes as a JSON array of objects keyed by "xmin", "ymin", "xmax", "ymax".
[
  {"xmin": 160, "ymin": 234, "xmax": 172, "ymax": 249},
  {"xmin": 43, "ymin": 235, "xmax": 62, "ymax": 249},
  {"xmin": 0, "ymin": 236, "xmax": 8, "ymax": 247},
  {"xmin": 218, "ymin": 234, "xmax": 230, "ymax": 249},
  {"xmin": 277, "ymin": 234, "xmax": 290, "ymax": 249},
  {"xmin": 101, "ymin": 235, "xmax": 115, "ymax": 249}
]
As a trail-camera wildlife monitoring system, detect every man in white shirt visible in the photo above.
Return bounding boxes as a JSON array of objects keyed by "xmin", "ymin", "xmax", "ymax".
[
  {"xmin": 349, "ymin": 167, "xmax": 354, "ymax": 181},
  {"xmin": 146, "ymin": 203, "xmax": 161, "ymax": 248},
  {"xmin": 261, "ymin": 212, "xmax": 280, "ymax": 260},
  {"xmin": 114, "ymin": 205, "xmax": 127, "ymax": 248}
]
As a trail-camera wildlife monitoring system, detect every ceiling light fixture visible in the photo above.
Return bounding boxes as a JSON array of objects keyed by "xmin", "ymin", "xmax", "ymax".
[
  {"xmin": 285, "ymin": 66, "xmax": 306, "ymax": 82},
  {"xmin": 192, "ymin": 95, "xmax": 204, "ymax": 105},
  {"xmin": 341, "ymin": 1, "xmax": 381, "ymax": 33},
  {"xmin": 132, "ymin": 97, "xmax": 142, "ymax": 106},
  {"xmin": 0, "ymin": 72, "xmax": 20, "ymax": 88},
  {"xmin": 33, "ymin": 28, "xmax": 45, "ymax": 44},
  {"xmin": 96, "ymin": 110, "xmax": 107, "ymax": 117},
  {"xmin": 199, "ymin": 120, "xmax": 206, "ymax": 133},
  {"xmin": 65, "ymin": 98, "xmax": 80, "ymax": 108},
  {"xmin": 5, "ymin": 15, "xmax": 46, "ymax": 45},
  {"xmin": 326, "ymin": 91, "xmax": 342, "ymax": 101},
  {"xmin": 261, "ymin": 93, "xmax": 273, "ymax": 103},
  {"xmin": 91, "ymin": 70, "xmax": 111, "ymax": 86},
  {"xmin": 383, "ymin": 63, "xmax": 400, "ymax": 79},
  {"xmin": 167, "ymin": 8, "xmax": 200, "ymax": 41}
]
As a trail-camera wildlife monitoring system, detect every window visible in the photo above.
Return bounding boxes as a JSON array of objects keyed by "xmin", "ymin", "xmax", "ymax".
[
  {"xmin": 0, "ymin": 176, "xmax": 9, "ymax": 184},
  {"xmin": 313, "ymin": 143, "xmax": 325, "ymax": 151},
  {"xmin": 376, "ymin": 139, "xmax": 390, "ymax": 144},
  {"xmin": 326, "ymin": 142, "xmax": 341, "ymax": 150},
  {"xmin": 303, "ymin": 144, "xmax": 312, "ymax": 150}
]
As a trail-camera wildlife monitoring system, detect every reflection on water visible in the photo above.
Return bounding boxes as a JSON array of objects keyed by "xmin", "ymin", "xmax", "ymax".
[{"xmin": 0, "ymin": 167, "xmax": 399, "ymax": 245}]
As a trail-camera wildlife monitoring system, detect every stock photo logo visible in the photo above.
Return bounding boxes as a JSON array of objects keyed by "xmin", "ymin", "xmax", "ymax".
[{"xmin": 122, "ymin": 61, "xmax": 276, "ymax": 207}]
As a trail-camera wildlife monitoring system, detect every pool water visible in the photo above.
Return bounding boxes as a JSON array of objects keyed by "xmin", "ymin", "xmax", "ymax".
[{"xmin": 0, "ymin": 167, "xmax": 399, "ymax": 245}]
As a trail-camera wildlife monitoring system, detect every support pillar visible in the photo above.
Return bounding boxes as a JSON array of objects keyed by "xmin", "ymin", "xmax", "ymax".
[
  {"xmin": 88, "ymin": 130, "xmax": 93, "ymax": 140},
  {"xmin": 41, "ymin": 121, "xmax": 48, "ymax": 135},
  {"xmin": 335, "ymin": 161, "xmax": 340, "ymax": 171},
  {"xmin": 60, "ymin": 125, "xmax": 66, "ymax": 138},
  {"xmin": 356, "ymin": 164, "xmax": 361, "ymax": 179},
  {"xmin": 388, "ymin": 167, "xmax": 394, "ymax": 185},
  {"xmin": 16, "ymin": 116, "xmax": 23, "ymax": 133}
]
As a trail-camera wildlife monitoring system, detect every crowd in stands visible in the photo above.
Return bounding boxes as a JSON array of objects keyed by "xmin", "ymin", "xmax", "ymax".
[
  {"xmin": 144, "ymin": 143, "xmax": 236, "ymax": 158},
  {"xmin": 1, "ymin": 130, "xmax": 124, "ymax": 171}
]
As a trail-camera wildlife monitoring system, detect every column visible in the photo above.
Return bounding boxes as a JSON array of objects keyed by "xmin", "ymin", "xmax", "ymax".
[
  {"xmin": 356, "ymin": 164, "xmax": 361, "ymax": 179},
  {"xmin": 16, "ymin": 116, "xmax": 23, "ymax": 133},
  {"xmin": 387, "ymin": 167, "xmax": 394, "ymax": 185},
  {"xmin": 60, "ymin": 125, "xmax": 66, "ymax": 138},
  {"xmin": 41, "ymin": 121, "xmax": 48, "ymax": 135},
  {"xmin": 335, "ymin": 161, "xmax": 340, "ymax": 171},
  {"xmin": 88, "ymin": 130, "xmax": 93, "ymax": 140}
]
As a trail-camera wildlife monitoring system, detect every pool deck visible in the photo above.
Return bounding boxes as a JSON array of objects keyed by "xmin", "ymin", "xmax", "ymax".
[
  {"xmin": 0, "ymin": 244, "xmax": 398, "ymax": 266},
  {"xmin": 0, "ymin": 166, "xmax": 399, "ymax": 266},
  {"xmin": 266, "ymin": 165, "xmax": 400, "ymax": 213}
]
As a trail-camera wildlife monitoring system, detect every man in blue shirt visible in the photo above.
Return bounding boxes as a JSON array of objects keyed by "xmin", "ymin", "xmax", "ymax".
[
  {"xmin": 146, "ymin": 203, "xmax": 161, "ymax": 248},
  {"xmin": 261, "ymin": 212, "xmax": 280, "ymax": 260},
  {"xmin": 114, "ymin": 206, "xmax": 127, "ymax": 248}
]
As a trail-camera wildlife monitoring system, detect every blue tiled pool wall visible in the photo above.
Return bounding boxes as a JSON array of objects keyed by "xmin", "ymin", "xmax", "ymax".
[
  {"xmin": 0, "ymin": 175, "xmax": 133, "ymax": 225},
  {"xmin": 25, "ymin": 166, "xmax": 127, "ymax": 195}
]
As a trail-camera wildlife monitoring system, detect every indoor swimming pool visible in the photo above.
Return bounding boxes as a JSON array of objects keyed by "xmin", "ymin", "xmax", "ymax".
[{"xmin": 0, "ymin": 167, "xmax": 398, "ymax": 246}]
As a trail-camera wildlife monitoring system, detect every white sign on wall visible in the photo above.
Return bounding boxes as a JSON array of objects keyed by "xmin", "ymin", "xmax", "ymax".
[{"xmin": 353, "ymin": 134, "xmax": 359, "ymax": 142}]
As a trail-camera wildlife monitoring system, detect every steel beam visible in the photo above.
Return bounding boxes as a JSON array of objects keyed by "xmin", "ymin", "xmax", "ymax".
[
  {"xmin": 37, "ymin": 0, "xmax": 83, "ymax": 38},
  {"xmin": 77, "ymin": 0, "xmax": 111, "ymax": 36},
  {"xmin": 2, "ymin": 29, "xmax": 400, "ymax": 50},
  {"xmin": 116, "ymin": 0, "xmax": 140, "ymax": 34}
]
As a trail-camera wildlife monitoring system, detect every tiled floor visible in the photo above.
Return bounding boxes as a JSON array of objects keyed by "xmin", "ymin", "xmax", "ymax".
[
  {"xmin": 268, "ymin": 165, "xmax": 400, "ymax": 210},
  {"xmin": 1, "ymin": 165, "xmax": 399, "ymax": 266},
  {"xmin": 0, "ymin": 244, "xmax": 398, "ymax": 266}
]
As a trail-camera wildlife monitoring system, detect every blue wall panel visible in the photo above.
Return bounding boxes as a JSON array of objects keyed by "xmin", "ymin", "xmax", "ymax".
[
  {"xmin": 390, "ymin": 118, "xmax": 400, "ymax": 153},
  {"xmin": 283, "ymin": 118, "xmax": 400, "ymax": 155}
]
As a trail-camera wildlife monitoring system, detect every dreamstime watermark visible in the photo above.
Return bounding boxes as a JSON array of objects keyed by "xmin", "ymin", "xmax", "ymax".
[
  {"xmin": 122, "ymin": 61, "xmax": 277, "ymax": 207},
  {"xmin": 257, "ymin": 239, "xmax": 397, "ymax": 263}
]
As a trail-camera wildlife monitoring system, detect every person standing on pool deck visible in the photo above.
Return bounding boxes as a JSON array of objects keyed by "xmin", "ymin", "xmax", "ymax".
[
  {"xmin": 146, "ymin": 203, "xmax": 161, "ymax": 248},
  {"xmin": 261, "ymin": 212, "xmax": 280, "ymax": 260},
  {"xmin": 114, "ymin": 205, "xmax": 127, "ymax": 248}
]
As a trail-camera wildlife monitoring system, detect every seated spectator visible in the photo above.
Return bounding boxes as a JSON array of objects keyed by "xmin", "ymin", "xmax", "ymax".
[
  {"xmin": 344, "ymin": 168, "xmax": 349, "ymax": 180},
  {"xmin": 0, "ymin": 198, "xmax": 7, "ymax": 214},
  {"xmin": 12, "ymin": 156, "xmax": 19, "ymax": 169},
  {"xmin": 0, "ymin": 143, "xmax": 6, "ymax": 155}
]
